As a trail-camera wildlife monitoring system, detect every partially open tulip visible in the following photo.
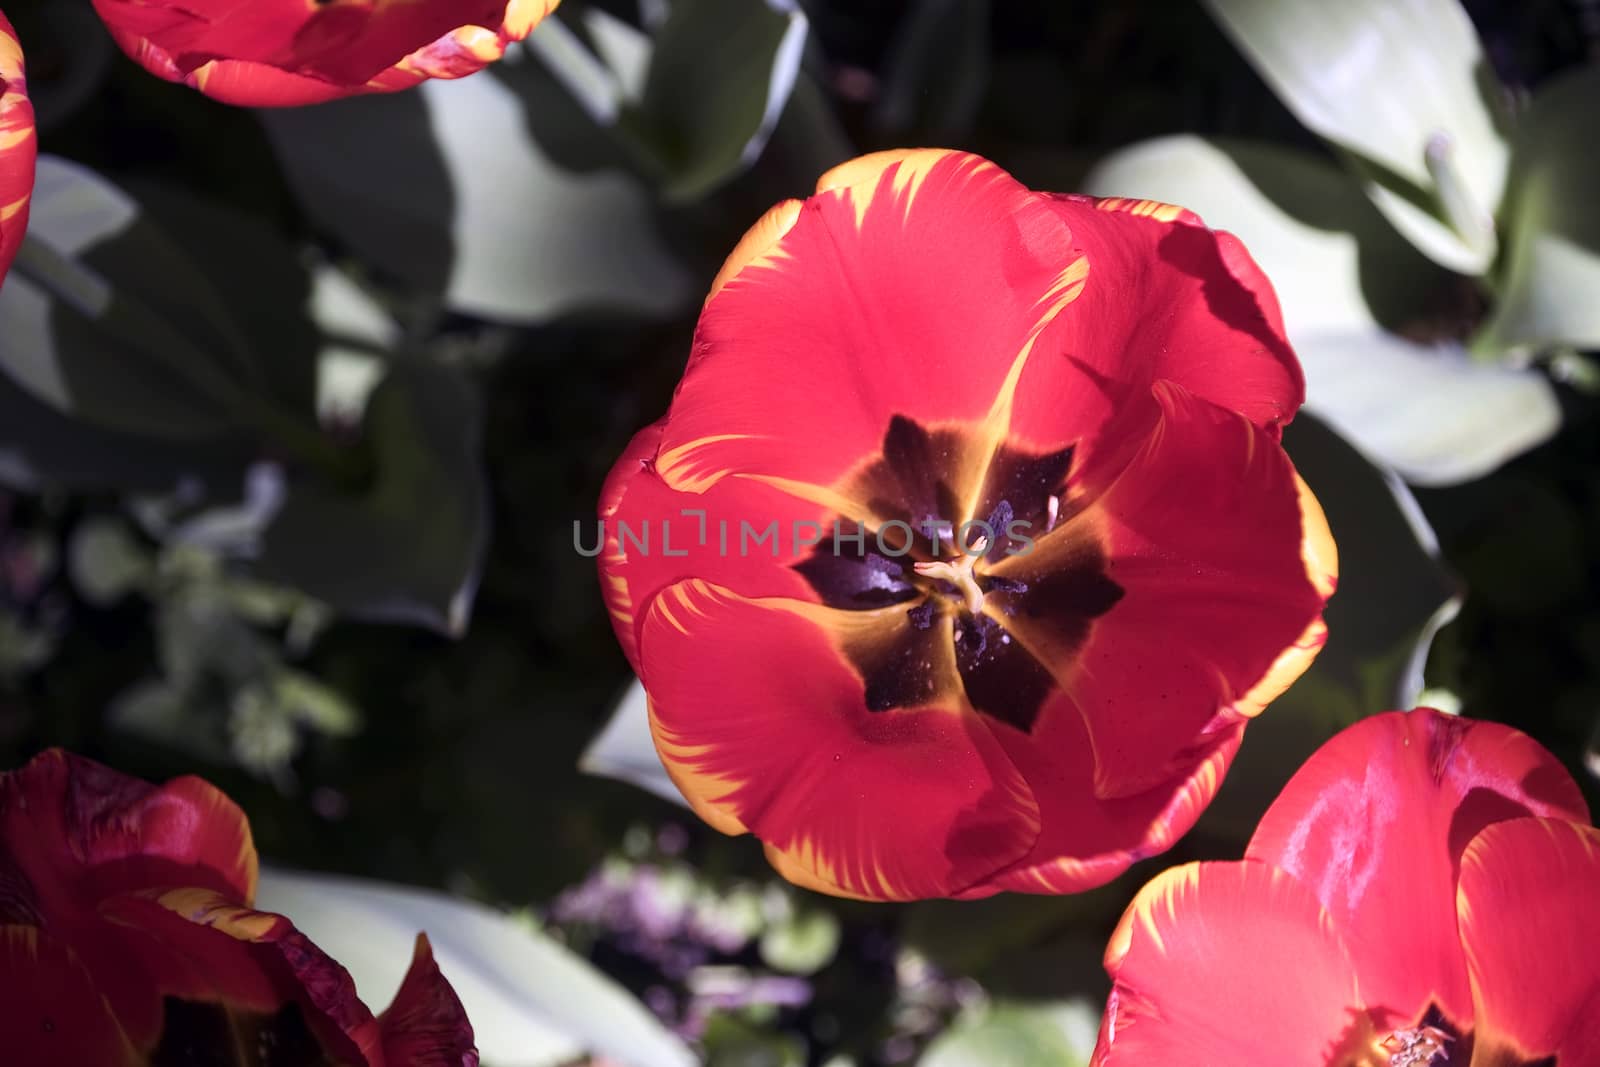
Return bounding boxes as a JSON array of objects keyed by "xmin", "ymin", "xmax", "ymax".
[
  {"xmin": 0, "ymin": 9, "xmax": 36, "ymax": 284},
  {"xmin": 0, "ymin": 749, "xmax": 477, "ymax": 1065},
  {"xmin": 89, "ymin": 0, "xmax": 560, "ymax": 107},
  {"xmin": 599, "ymin": 149, "xmax": 1337, "ymax": 901},
  {"xmin": 1095, "ymin": 708, "xmax": 1599, "ymax": 1065}
]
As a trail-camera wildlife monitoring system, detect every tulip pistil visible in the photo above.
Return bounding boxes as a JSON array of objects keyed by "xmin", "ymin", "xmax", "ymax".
[{"xmin": 914, "ymin": 536, "xmax": 989, "ymax": 615}]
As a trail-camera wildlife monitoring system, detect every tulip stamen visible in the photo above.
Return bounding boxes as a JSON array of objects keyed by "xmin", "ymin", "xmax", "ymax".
[
  {"xmin": 1378, "ymin": 1026, "xmax": 1452, "ymax": 1067},
  {"xmin": 914, "ymin": 536, "xmax": 989, "ymax": 615}
]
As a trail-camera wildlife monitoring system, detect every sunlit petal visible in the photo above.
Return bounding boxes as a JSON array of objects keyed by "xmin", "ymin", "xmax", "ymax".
[{"xmin": 1244, "ymin": 709, "xmax": 1589, "ymax": 1030}]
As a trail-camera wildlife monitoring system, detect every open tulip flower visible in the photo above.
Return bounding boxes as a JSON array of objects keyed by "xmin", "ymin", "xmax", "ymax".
[
  {"xmin": 0, "ymin": 750, "xmax": 477, "ymax": 1065},
  {"xmin": 89, "ymin": 0, "xmax": 560, "ymax": 107},
  {"xmin": 598, "ymin": 149, "xmax": 1338, "ymax": 901},
  {"xmin": 1095, "ymin": 708, "xmax": 1600, "ymax": 1066},
  {"xmin": 0, "ymin": 8, "xmax": 35, "ymax": 284}
]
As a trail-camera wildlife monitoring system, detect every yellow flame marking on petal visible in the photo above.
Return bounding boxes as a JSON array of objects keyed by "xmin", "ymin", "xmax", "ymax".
[
  {"xmin": 154, "ymin": 889, "xmax": 281, "ymax": 942},
  {"xmin": 1233, "ymin": 472, "xmax": 1337, "ymax": 718},
  {"xmin": 0, "ymin": 30, "xmax": 23, "ymax": 76},
  {"xmin": 957, "ymin": 254, "xmax": 1089, "ymax": 524},
  {"xmin": 764, "ymin": 839, "xmax": 867, "ymax": 898},
  {"xmin": 189, "ymin": 62, "xmax": 219, "ymax": 92},
  {"xmin": 650, "ymin": 709, "xmax": 750, "ymax": 836},
  {"xmin": 603, "ymin": 572, "xmax": 633, "ymax": 619},
  {"xmin": 707, "ymin": 198, "xmax": 803, "ymax": 302},
  {"xmin": 501, "ymin": 0, "xmax": 563, "ymax": 38},
  {"xmin": 450, "ymin": 26, "xmax": 504, "ymax": 61},
  {"xmin": 728, "ymin": 472, "xmax": 883, "ymax": 528},
  {"xmin": 1234, "ymin": 617, "xmax": 1329, "ymax": 720},
  {"xmin": 765, "ymin": 837, "xmax": 911, "ymax": 902},
  {"xmin": 641, "ymin": 582, "xmax": 750, "ymax": 834},
  {"xmin": 653, "ymin": 434, "xmax": 758, "ymax": 493},
  {"xmin": 1295, "ymin": 472, "xmax": 1339, "ymax": 600},
  {"xmin": 1104, "ymin": 862, "xmax": 1205, "ymax": 970},
  {"xmin": 1096, "ymin": 196, "xmax": 1186, "ymax": 223},
  {"xmin": 817, "ymin": 150, "xmax": 994, "ymax": 232},
  {"xmin": 0, "ymin": 121, "xmax": 34, "ymax": 151}
]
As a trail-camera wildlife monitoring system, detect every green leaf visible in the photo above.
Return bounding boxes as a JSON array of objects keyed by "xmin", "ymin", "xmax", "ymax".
[
  {"xmin": 0, "ymin": 157, "xmax": 289, "ymax": 440},
  {"xmin": 624, "ymin": 0, "xmax": 808, "ymax": 201},
  {"xmin": 1476, "ymin": 66, "xmax": 1600, "ymax": 354},
  {"xmin": 1203, "ymin": 0, "xmax": 1508, "ymax": 273},
  {"xmin": 1082, "ymin": 136, "xmax": 1559, "ymax": 486},
  {"xmin": 257, "ymin": 361, "xmax": 488, "ymax": 636},
  {"xmin": 254, "ymin": 868, "xmax": 699, "ymax": 1067},
  {"xmin": 1291, "ymin": 330, "xmax": 1559, "ymax": 488},
  {"xmin": 0, "ymin": 364, "xmax": 251, "ymax": 492},
  {"xmin": 917, "ymin": 1000, "xmax": 1098, "ymax": 1067},
  {"xmin": 527, "ymin": 0, "xmax": 809, "ymax": 202},
  {"xmin": 128, "ymin": 182, "xmax": 321, "ymax": 419},
  {"xmin": 580, "ymin": 678, "xmax": 690, "ymax": 807},
  {"xmin": 1200, "ymin": 414, "xmax": 1462, "ymax": 839},
  {"xmin": 261, "ymin": 73, "xmax": 692, "ymax": 323}
]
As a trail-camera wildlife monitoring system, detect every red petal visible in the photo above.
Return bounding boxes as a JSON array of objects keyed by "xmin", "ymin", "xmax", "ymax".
[
  {"xmin": 0, "ymin": 12, "xmax": 37, "ymax": 284},
  {"xmin": 177, "ymin": 59, "xmax": 366, "ymax": 108},
  {"xmin": 961, "ymin": 711, "xmax": 1243, "ymax": 896},
  {"xmin": 0, "ymin": 752, "xmax": 261, "ymax": 1048},
  {"xmin": 638, "ymin": 578, "xmax": 1041, "ymax": 900},
  {"xmin": 597, "ymin": 418, "xmax": 840, "ymax": 672},
  {"xmin": 1457, "ymin": 818, "xmax": 1600, "ymax": 1065},
  {"xmin": 109, "ymin": 889, "xmax": 380, "ymax": 1063},
  {"xmin": 651, "ymin": 150, "xmax": 1089, "ymax": 499},
  {"xmin": 1093, "ymin": 861, "xmax": 1372, "ymax": 1066},
  {"xmin": 0, "ymin": 749, "xmax": 258, "ymax": 910},
  {"xmin": 1014, "ymin": 194, "xmax": 1302, "ymax": 452},
  {"xmin": 89, "ymin": 1, "xmax": 554, "ymax": 106},
  {"xmin": 989, "ymin": 381, "xmax": 1330, "ymax": 798},
  {"xmin": 378, "ymin": 934, "xmax": 479, "ymax": 1067},
  {"xmin": 1244, "ymin": 710, "xmax": 1590, "ymax": 1031},
  {"xmin": 0, "ymin": 926, "xmax": 140, "ymax": 1065}
]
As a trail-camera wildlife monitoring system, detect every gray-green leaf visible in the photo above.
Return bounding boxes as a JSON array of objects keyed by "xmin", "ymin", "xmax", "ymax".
[
  {"xmin": 262, "ymin": 73, "xmax": 692, "ymax": 323},
  {"xmin": 1203, "ymin": 0, "xmax": 1508, "ymax": 273},
  {"xmin": 1476, "ymin": 66, "xmax": 1600, "ymax": 355},
  {"xmin": 257, "ymin": 361, "xmax": 488, "ymax": 636},
  {"xmin": 0, "ymin": 157, "xmax": 280, "ymax": 440}
]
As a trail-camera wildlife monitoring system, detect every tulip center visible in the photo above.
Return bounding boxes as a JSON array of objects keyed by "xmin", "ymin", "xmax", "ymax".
[
  {"xmin": 913, "ymin": 536, "xmax": 989, "ymax": 615},
  {"xmin": 793, "ymin": 413, "xmax": 1123, "ymax": 732},
  {"xmin": 1378, "ymin": 1026, "xmax": 1453, "ymax": 1067}
]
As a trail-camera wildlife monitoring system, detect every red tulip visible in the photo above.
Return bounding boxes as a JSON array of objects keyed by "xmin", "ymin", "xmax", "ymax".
[
  {"xmin": 1094, "ymin": 708, "xmax": 1599, "ymax": 1065},
  {"xmin": 0, "ymin": 9, "xmax": 36, "ymax": 285},
  {"xmin": 598, "ymin": 149, "xmax": 1337, "ymax": 901},
  {"xmin": 89, "ymin": 0, "xmax": 560, "ymax": 107},
  {"xmin": 0, "ymin": 750, "xmax": 477, "ymax": 1065}
]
